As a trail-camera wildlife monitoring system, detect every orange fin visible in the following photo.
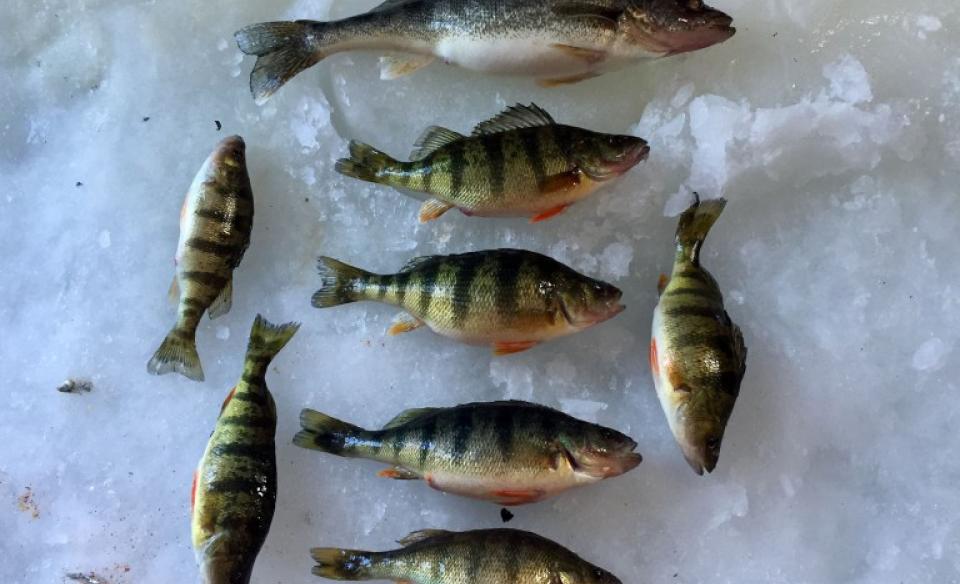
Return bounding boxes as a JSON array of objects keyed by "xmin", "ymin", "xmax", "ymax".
[
  {"xmin": 387, "ymin": 314, "xmax": 424, "ymax": 336},
  {"xmin": 167, "ymin": 275, "xmax": 180, "ymax": 305},
  {"xmin": 493, "ymin": 341, "xmax": 539, "ymax": 356},
  {"xmin": 419, "ymin": 198, "xmax": 455, "ymax": 223},
  {"xmin": 220, "ymin": 386, "xmax": 237, "ymax": 413},
  {"xmin": 539, "ymin": 170, "xmax": 582, "ymax": 194},
  {"xmin": 538, "ymin": 72, "xmax": 601, "ymax": 88},
  {"xmin": 649, "ymin": 339, "xmax": 660, "ymax": 378},
  {"xmin": 658, "ymin": 273, "xmax": 669, "ymax": 296},
  {"xmin": 492, "ymin": 489, "xmax": 545, "ymax": 506},
  {"xmin": 378, "ymin": 467, "xmax": 420, "ymax": 480},
  {"xmin": 550, "ymin": 43, "xmax": 607, "ymax": 64},
  {"xmin": 531, "ymin": 205, "xmax": 571, "ymax": 223},
  {"xmin": 190, "ymin": 470, "xmax": 198, "ymax": 514}
]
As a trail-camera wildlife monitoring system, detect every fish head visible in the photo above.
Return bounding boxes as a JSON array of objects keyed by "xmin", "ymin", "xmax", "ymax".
[
  {"xmin": 624, "ymin": 0, "xmax": 736, "ymax": 55},
  {"xmin": 199, "ymin": 553, "xmax": 255, "ymax": 584},
  {"xmin": 557, "ymin": 278, "xmax": 625, "ymax": 329},
  {"xmin": 211, "ymin": 135, "xmax": 248, "ymax": 180},
  {"xmin": 572, "ymin": 132, "xmax": 650, "ymax": 181},
  {"xmin": 561, "ymin": 425, "xmax": 642, "ymax": 479},
  {"xmin": 671, "ymin": 387, "xmax": 736, "ymax": 475}
]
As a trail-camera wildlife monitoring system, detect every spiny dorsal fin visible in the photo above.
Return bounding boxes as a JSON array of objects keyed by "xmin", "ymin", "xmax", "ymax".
[
  {"xmin": 472, "ymin": 104, "xmax": 556, "ymax": 136},
  {"xmin": 382, "ymin": 407, "xmax": 441, "ymax": 429},
  {"xmin": 410, "ymin": 126, "xmax": 465, "ymax": 160},
  {"xmin": 399, "ymin": 255, "xmax": 442, "ymax": 273},
  {"xmin": 397, "ymin": 529, "xmax": 452, "ymax": 546}
]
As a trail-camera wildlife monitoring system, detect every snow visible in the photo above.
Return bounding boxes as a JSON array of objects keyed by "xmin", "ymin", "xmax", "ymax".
[{"xmin": 2, "ymin": 0, "xmax": 960, "ymax": 583}]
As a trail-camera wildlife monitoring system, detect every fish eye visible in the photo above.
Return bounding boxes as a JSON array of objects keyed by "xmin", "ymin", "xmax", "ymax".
[
  {"xmin": 687, "ymin": 0, "xmax": 703, "ymax": 10},
  {"xmin": 706, "ymin": 436, "xmax": 721, "ymax": 451}
]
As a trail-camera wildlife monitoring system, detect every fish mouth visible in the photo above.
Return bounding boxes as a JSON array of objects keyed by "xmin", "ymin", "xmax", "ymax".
[
  {"xmin": 213, "ymin": 135, "xmax": 246, "ymax": 166},
  {"xmin": 681, "ymin": 449, "xmax": 717, "ymax": 476},
  {"xmin": 571, "ymin": 446, "xmax": 643, "ymax": 478},
  {"xmin": 663, "ymin": 22, "xmax": 736, "ymax": 56}
]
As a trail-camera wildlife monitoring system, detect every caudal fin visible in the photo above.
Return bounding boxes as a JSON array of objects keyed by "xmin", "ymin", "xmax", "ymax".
[
  {"xmin": 310, "ymin": 548, "xmax": 379, "ymax": 581},
  {"xmin": 245, "ymin": 315, "xmax": 300, "ymax": 376},
  {"xmin": 235, "ymin": 21, "xmax": 326, "ymax": 104},
  {"xmin": 312, "ymin": 257, "xmax": 373, "ymax": 308},
  {"xmin": 293, "ymin": 409, "xmax": 365, "ymax": 455},
  {"xmin": 334, "ymin": 141, "xmax": 398, "ymax": 184},
  {"xmin": 147, "ymin": 328, "xmax": 204, "ymax": 382},
  {"xmin": 676, "ymin": 194, "xmax": 727, "ymax": 264}
]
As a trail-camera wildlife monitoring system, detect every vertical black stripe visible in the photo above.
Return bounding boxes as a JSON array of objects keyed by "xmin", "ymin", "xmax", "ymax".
[
  {"xmin": 418, "ymin": 415, "xmax": 437, "ymax": 468},
  {"xmin": 494, "ymin": 405, "xmax": 513, "ymax": 461},
  {"xmin": 483, "ymin": 134, "xmax": 506, "ymax": 198},
  {"xmin": 494, "ymin": 253, "xmax": 524, "ymax": 318},
  {"xmin": 451, "ymin": 406, "xmax": 474, "ymax": 464},
  {"xmin": 394, "ymin": 272, "xmax": 411, "ymax": 307},
  {"xmin": 391, "ymin": 426, "xmax": 407, "ymax": 461},
  {"xmin": 520, "ymin": 127, "xmax": 548, "ymax": 187},
  {"xmin": 451, "ymin": 256, "xmax": 479, "ymax": 328},
  {"xmin": 416, "ymin": 261, "xmax": 440, "ymax": 317},
  {"xmin": 449, "ymin": 141, "xmax": 465, "ymax": 198},
  {"xmin": 375, "ymin": 276, "xmax": 389, "ymax": 301}
]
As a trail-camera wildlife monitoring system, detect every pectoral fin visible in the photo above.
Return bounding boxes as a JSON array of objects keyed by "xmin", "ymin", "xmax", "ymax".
[
  {"xmin": 538, "ymin": 72, "xmax": 601, "ymax": 88},
  {"xmin": 657, "ymin": 273, "xmax": 669, "ymax": 296},
  {"xmin": 378, "ymin": 467, "xmax": 420, "ymax": 480},
  {"xmin": 550, "ymin": 43, "xmax": 607, "ymax": 65},
  {"xmin": 492, "ymin": 488, "xmax": 545, "ymax": 506},
  {"xmin": 539, "ymin": 170, "xmax": 582, "ymax": 194}
]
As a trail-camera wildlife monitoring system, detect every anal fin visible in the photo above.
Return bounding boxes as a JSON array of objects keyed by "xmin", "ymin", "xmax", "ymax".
[
  {"xmin": 657, "ymin": 273, "xmax": 669, "ymax": 296},
  {"xmin": 168, "ymin": 276, "xmax": 180, "ymax": 305},
  {"xmin": 388, "ymin": 313, "xmax": 424, "ymax": 336},
  {"xmin": 207, "ymin": 277, "xmax": 233, "ymax": 319},
  {"xmin": 380, "ymin": 54, "xmax": 436, "ymax": 80},
  {"xmin": 419, "ymin": 198, "xmax": 455, "ymax": 223}
]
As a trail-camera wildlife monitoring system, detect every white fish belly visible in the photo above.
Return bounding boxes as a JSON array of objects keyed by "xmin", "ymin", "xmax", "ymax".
[{"xmin": 434, "ymin": 35, "xmax": 596, "ymax": 77}]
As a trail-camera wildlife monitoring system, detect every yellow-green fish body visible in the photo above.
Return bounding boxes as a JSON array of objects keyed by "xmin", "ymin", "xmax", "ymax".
[
  {"xmin": 336, "ymin": 104, "xmax": 649, "ymax": 223},
  {"xmin": 148, "ymin": 136, "xmax": 254, "ymax": 382},
  {"xmin": 650, "ymin": 197, "xmax": 746, "ymax": 475},
  {"xmin": 191, "ymin": 316, "xmax": 299, "ymax": 584},
  {"xmin": 311, "ymin": 528, "xmax": 622, "ymax": 584},
  {"xmin": 311, "ymin": 249, "xmax": 624, "ymax": 355},
  {"xmin": 294, "ymin": 400, "xmax": 641, "ymax": 506}
]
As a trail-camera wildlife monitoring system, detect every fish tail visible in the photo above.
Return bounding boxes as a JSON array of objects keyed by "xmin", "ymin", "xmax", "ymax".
[
  {"xmin": 676, "ymin": 195, "xmax": 727, "ymax": 264},
  {"xmin": 294, "ymin": 409, "xmax": 370, "ymax": 456},
  {"xmin": 311, "ymin": 548, "xmax": 384, "ymax": 581},
  {"xmin": 312, "ymin": 257, "xmax": 374, "ymax": 308},
  {"xmin": 147, "ymin": 326, "xmax": 204, "ymax": 382},
  {"xmin": 235, "ymin": 21, "xmax": 329, "ymax": 104},
  {"xmin": 244, "ymin": 315, "xmax": 300, "ymax": 378},
  {"xmin": 335, "ymin": 141, "xmax": 400, "ymax": 184}
]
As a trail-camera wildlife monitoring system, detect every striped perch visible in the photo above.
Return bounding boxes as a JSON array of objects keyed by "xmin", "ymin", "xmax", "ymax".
[
  {"xmin": 310, "ymin": 528, "xmax": 622, "ymax": 584},
  {"xmin": 335, "ymin": 104, "xmax": 649, "ymax": 223},
  {"xmin": 293, "ymin": 400, "xmax": 641, "ymax": 506},
  {"xmin": 311, "ymin": 248, "xmax": 625, "ymax": 356},
  {"xmin": 650, "ymin": 196, "xmax": 747, "ymax": 475},
  {"xmin": 191, "ymin": 315, "xmax": 299, "ymax": 584},
  {"xmin": 147, "ymin": 135, "xmax": 254, "ymax": 382}
]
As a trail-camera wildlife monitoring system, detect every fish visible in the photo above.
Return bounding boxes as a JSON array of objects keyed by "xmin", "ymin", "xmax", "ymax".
[
  {"xmin": 235, "ymin": 0, "xmax": 737, "ymax": 103},
  {"xmin": 191, "ymin": 315, "xmax": 300, "ymax": 584},
  {"xmin": 310, "ymin": 528, "xmax": 622, "ymax": 584},
  {"xmin": 649, "ymin": 196, "xmax": 747, "ymax": 475},
  {"xmin": 293, "ymin": 400, "xmax": 641, "ymax": 506},
  {"xmin": 310, "ymin": 249, "xmax": 625, "ymax": 355},
  {"xmin": 147, "ymin": 135, "xmax": 254, "ymax": 382},
  {"xmin": 336, "ymin": 103, "xmax": 649, "ymax": 224}
]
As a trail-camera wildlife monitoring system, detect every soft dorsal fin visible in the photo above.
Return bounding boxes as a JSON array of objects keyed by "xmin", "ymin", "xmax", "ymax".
[
  {"xmin": 410, "ymin": 126, "xmax": 465, "ymax": 160},
  {"xmin": 397, "ymin": 529, "xmax": 452, "ymax": 546},
  {"xmin": 382, "ymin": 407, "xmax": 440, "ymax": 429},
  {"xmin": 731, "ymin": 322, "xmax": 747, "ymax": 379},
  {"xmin": 399, "ymin": 255, "xmax": 442, "ymax": 273},
  {"xmin": 472, "ymin": 104, "xmax": 556, "ymax": 136},
  {"xmin": 370, "ymin": 0, "xmax": 416, "ymax": 12}
]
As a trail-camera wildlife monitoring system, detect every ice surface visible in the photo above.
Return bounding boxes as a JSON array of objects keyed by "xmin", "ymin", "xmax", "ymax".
[{"xmin": 2, "ymin": 0, "xmax": 960, "ymax": 583}]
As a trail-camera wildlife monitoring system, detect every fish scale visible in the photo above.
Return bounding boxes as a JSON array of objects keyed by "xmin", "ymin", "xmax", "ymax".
[{"xmin": 294, "ymin": 401, "xmax": 641, "ymax": 506}]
